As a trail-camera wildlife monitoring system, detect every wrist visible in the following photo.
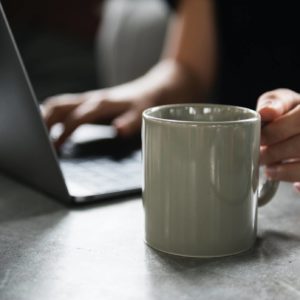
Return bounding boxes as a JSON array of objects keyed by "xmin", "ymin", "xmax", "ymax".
[{"xmin": 143, "ymin": 59, "xmax": 203, "ymax": 106}]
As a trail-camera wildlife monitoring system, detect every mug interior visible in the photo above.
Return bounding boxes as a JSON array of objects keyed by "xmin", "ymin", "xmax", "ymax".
[{"xmin": 144, "ymin": 104, "xmax": 258, "ymax": 124}]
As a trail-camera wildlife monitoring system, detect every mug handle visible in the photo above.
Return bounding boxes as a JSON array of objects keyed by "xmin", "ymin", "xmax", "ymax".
[{"xmin": 258, "ymin": 121, "xmax": 279, "ymax": 206}]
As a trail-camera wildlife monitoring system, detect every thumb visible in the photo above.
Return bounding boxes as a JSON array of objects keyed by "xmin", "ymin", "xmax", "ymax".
[
  {"xmin": 257, "ymin": 89, "xmax": 300, "ymax": 122},
  {"xmin": 112, "ymin": 109, "xmax": 142, "ymax": 137}
]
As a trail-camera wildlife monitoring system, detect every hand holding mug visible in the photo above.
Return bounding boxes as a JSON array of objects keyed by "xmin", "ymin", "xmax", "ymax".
[{"xmin": 257, "ymin": 89, "xmax": 300, "ymax": 191}]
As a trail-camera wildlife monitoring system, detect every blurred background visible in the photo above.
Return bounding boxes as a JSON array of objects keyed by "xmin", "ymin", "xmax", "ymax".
[
  {"xmin": 1, "ymin": 0, "xmax": 170, "ymax": 101},
  {"xmin": 2, "ymin": 0, "xmax": 101, "ymax": 100}
]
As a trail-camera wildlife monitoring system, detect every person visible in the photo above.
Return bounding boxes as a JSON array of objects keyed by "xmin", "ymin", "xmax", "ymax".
[{"xmin": 43, "ymin": 0, "xmax": 300, "ymax": 191}]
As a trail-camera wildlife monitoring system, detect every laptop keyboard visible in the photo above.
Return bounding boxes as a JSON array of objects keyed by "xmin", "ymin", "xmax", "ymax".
[{"xmin": 59, "ymin": 150, "xmax": 142, "ymax": 198}]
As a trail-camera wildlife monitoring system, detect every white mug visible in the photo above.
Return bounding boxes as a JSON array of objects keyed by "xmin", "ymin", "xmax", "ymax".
[{"xmin": 142, "ymin": 104, "xmax": 278, "ymax": 257}]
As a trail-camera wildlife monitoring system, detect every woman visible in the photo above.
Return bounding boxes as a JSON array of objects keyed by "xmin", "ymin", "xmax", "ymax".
[{"xmin": 43, "ymin": 0, "xmax": 300, "ymax": 190}]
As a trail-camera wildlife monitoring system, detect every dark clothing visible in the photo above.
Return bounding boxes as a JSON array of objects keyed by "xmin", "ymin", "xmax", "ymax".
[
  {"xmin": 165, "ymin": 0, "xmax": 177, "ymax": 9},
  {"xmin": 165, "ymin": 0, "xmax": 300, "ymax": 109}
]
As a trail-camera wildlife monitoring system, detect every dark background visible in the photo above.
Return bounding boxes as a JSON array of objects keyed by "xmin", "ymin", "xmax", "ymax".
[
  {"xmin": 2, "ymin": 0, "xmax": 102, "ymax": 38},
  {"xmin": 1, "ymin": 0, "xmax": 104, "ymax": 101}
]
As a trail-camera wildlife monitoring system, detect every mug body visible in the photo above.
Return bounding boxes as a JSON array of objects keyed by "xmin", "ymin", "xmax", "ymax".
[{"xmin": 142, "ymin": 104, "xmax": 261, "ymax": 257}]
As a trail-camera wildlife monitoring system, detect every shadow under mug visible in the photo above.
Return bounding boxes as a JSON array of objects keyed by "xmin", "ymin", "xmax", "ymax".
[{"xmin": 142, "ymin": 104, "xmax": 278, "ymax": 257}]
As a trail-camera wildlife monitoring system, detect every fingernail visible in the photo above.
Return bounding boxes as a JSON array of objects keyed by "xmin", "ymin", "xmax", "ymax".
[
  {"xmin": 259, "ymin": 100, "xmax": 281, "ymax": 110},
  {"xmin": 265, "ymin": 166, "xmax": 279, "ymax": 179},
  {"xmin": 269, "ymin": 102, "xmax": 283, "ymax": 110},
  {"xmin": 258, "ymin": 100, "xmax": 273, "ymax": 109}
]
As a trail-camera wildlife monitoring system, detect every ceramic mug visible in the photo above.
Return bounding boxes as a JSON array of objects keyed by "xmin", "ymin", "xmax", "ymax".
[{"xmin": 142, "ymin": 104, "xmax": 278, "ymax": 257}]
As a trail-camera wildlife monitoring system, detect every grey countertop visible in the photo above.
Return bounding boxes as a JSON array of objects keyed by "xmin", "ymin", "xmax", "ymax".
[{"xmin": 1, "ymin": 174, "xmax": 300, "ymax": 300}]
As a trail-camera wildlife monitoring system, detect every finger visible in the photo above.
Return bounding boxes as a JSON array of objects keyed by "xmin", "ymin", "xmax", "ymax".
[
  {"xmin": 265, "ymin": 162, "xmax": 300, "ymax": 182},
  {"xmin": 54, "ymin": 103, "xmax": 102, "ymax": 148},
  {"xmin": 54, "ymin": 98, "xmax": 130, "ymax": 147},
  {"xmin": 293, "ymin": 182, "xmax": 300, "ymax": 193},
  {"xmin": 260, "ymin": 134, "xmax": 300, "ymax": 165},
  {"xmin": 261, "ymin": 104, "xmax": 300, "ymax": 146},
  {"xmin": 43, "ymin": 94, "xmax": 84, "ymax": 130},
  {"xmin": 258, "ymin": 101, "xmax": 285, "ymax": 122},
  {"xmin": 44, "ymin": 104, "xmax": 79, "ymax": 130},
  {"xmin": 112, "ymin": 109, "xmax": 142, "ymax": 137},
  {"xmin": 257, "ymin": 89, "xmax": 300, "ymax": 122}
]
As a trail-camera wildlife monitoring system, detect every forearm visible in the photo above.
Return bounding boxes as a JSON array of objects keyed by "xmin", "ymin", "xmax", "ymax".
[
  {"xmin": 163, "ymin": 0, "xmax": 217, "ymax": 93},
  {"xmin": 139, "ymin": 59, "xmax": 203, "ymax": 106},
  {"xmin": 136, "ymin": 0, "xmax": 217, "ymax": 106},
  {"xmin": 103, "ymin": 0, "xmax": 216, "ymax": 109},
  {"xmin": 102, "ymin": 58, "xmax": 202, "ymax": 108}
]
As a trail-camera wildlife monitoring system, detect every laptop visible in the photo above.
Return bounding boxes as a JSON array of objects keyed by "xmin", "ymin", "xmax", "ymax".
[{"xmin": 0, "ymin": 3, "xmax": 142, "ymax": 204}]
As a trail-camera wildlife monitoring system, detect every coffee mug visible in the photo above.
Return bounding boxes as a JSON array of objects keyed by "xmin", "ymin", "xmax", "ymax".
[{"xmin": 142, "ymin": 104, "xmax": 278, "ymax": 257}]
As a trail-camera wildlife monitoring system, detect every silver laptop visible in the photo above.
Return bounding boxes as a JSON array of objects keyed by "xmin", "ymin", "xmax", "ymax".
[{"xmin": 0, "ymin": 3, "xmax": 142, "ymax": 204}]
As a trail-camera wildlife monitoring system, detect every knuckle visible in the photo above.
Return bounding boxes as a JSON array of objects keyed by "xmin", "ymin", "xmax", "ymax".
[
  {"xmin": 86, "ymin": 96, "xmax": 109, "ymax": 110},
  {"xmin": 43, "ymin": 101, "xmax": 54, "ymax": 111},
  {"xmin": 99, "ymin": 98, "xmax": 111, "ymax": 108},
  {"xmin": 47, "ymin": 105, "xmax": 61, "ymax": 116},
  {"xmin": 43, "ymin": 100, "xmax": 60, "ymax": 112}
]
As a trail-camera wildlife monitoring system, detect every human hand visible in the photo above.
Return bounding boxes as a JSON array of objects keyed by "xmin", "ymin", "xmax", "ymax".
[
  {"xmin": 43, "ymin": 84, "xmax": 155, "ymax": 148},
  {"xmin": 257, "ymin": 88, "xmax": 300, "ymax": 191}
]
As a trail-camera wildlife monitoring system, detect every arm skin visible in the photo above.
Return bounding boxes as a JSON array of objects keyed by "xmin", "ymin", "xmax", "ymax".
[{"xmin": 43, "ymin": 0, "xmax": 217, "ymax": 147}]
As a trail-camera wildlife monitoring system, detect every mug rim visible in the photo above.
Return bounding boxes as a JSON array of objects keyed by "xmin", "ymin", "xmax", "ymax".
[{"xmin": 143, "ymin": 103, "xmax": 260, "ymax": 125}]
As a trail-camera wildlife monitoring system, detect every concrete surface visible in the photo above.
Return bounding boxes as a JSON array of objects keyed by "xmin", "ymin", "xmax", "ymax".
[{"xmin": 0, "ymin": 173, "xmax": 300, "ymax": 300}]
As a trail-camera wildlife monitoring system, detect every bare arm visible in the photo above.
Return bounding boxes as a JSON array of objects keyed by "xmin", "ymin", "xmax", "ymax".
[
  {"xmin": 162, "ymin": 0, "xmax": 217, "ymax": 97},
  {"xmin": 136, "ymin": 0, "xmax": 217, "ymax": 105},
  {"xmin": 43, "ymin": 0, "xmax": 217, "ymax": 146}
]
